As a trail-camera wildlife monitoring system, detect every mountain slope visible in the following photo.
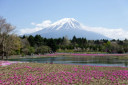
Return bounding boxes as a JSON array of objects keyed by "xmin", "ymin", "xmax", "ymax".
[{"xmin": 31, "ymin": 18, "xmax": 110, "ymax": 40}]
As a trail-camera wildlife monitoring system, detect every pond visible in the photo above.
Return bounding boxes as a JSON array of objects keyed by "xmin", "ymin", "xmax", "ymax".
[{"xmin": 8, "ymin": 56, "xmax": 128, "ymax": 67}]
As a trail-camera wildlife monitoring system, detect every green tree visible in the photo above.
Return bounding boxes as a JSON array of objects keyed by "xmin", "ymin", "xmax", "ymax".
[
  {"xmin": 63, "ymin": 36, "xmax": 71, "ymax": 46},
  {"xmin": 72, "ymin": 36, "xmax": 77, "ymax": 43},
  {"xmin": 4, "ymin": 35, "xmax": 21, "ymax": 59},
  {"xmin": 0, "ymin": 16, "xmax": 17, "ymax": 59},
  {"xmin": 28, "ymin": 46, "xmax": 35, "ymax": 55},
  {"xmin": 36, "ymin": 45, "xmax": 51, "ymax": 54},
  {"xmin": 28, "ymin": 35, "xmax": 35, "ymax": 47},
  {"xmin": 34, "ymin": 35, "xmax": 43, "ymax": 47},
  {"xmin": 21, "ymin": 38, "xmax": 30, "ymax": 56},
  {"xmin": 47, "ymin": 38, "xmax": 57, "ymax": 52}
]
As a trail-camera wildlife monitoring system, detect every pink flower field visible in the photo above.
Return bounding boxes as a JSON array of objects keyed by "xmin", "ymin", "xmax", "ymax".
[
  {"xmin": 0, "ymin": 61, "xmax": 26, "ymax": 66},
  {"xmin": 0, "ymin": 62, "xmax": 128, "ymax": 85}
]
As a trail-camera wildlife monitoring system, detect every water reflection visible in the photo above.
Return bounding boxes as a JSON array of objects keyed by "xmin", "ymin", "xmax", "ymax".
[{"xmin": 8, "ymin": 56, "xmax": 128, "ymax": 67}]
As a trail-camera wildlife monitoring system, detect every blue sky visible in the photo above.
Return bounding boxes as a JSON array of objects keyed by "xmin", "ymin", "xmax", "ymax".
[{"xmin": 0, "ymin": 0, "xmax": 128, "ymax": 39}]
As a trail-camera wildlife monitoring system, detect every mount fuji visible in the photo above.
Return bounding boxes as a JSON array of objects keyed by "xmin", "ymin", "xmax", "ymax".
[{"xmin": 30, "ymin": 18, "xmax": 109, "ymax": 40}]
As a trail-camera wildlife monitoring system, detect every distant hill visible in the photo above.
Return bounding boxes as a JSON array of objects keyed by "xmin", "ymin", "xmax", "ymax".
[{"xmin": 30, "ymin": 18, "xmax": 110, "ymax": 40}]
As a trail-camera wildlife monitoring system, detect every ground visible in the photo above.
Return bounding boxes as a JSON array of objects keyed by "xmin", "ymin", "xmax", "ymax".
[{"xmin": 0, "ymin": 63, "xmax": 128, "ymax": 85}]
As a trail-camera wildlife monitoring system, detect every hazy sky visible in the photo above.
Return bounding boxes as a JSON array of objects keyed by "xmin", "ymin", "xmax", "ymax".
[{"xmin": 0, "ymin": 0, "xmax": 128, "ymax": 39}]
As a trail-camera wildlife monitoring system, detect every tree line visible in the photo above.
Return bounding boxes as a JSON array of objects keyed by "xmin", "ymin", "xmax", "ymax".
[
  {"xmin": 23, "ymin": 35, "xmax": 128, "ymax": 54},
  {"xmin": 1, "ymin": 16, "xmax": 128, "ymax": 59}
]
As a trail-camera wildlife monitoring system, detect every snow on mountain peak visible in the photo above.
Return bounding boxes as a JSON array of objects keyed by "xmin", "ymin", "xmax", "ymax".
[
  {"xmin": 52, "ymin": 18, "xmax": 81, "ymax": 30},
  {"xmin": 54, "ymin": 18, "xmax": 77, "ymax": 24}
]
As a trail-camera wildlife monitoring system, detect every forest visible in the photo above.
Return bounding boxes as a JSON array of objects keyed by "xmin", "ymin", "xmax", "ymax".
[{"xmin": 21, "ymin": 35, "xmax": 128, "ymax": 54}]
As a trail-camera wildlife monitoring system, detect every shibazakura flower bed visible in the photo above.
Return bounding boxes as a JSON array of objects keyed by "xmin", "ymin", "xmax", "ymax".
[
  {"xmin": 0, "ymin": 61, "xmax": 18, "ymax": 66},
  {"xmin": 0, "ymin": 63, "xmax": 128, "ymax": 85},
  {"xmin": 0, "ymin": 61, "xmax": 26, "ymax": 66}
]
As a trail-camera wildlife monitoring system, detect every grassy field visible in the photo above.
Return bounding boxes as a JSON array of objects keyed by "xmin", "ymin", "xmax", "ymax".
[{"xmin": 0, "ymin": 63, "xmax": 128, "ymax": 85}]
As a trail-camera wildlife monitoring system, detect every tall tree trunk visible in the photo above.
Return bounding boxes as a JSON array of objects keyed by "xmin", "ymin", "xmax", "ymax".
[
  {"xmin": 6, "ymin": 55, "xmax": 8, "ymax": 60},
  {"xmin": 1, "ymin": 54, "xmax": 3, "ymax": 59},
  {"xmin": 5, "ymin": 52, "xmax": 8, "ymax": 60},
  {"xmin": 2, "ymin": 42, "xmax": 4, "ymax": 60}
]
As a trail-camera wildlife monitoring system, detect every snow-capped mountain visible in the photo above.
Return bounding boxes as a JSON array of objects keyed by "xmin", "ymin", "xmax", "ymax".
[{"xmin": 31, "ymin": 18, "xmax": 110, "ymax": 40}]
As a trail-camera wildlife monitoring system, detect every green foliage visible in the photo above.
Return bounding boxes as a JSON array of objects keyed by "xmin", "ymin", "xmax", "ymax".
[
  {"xmin": 62, "ymin": 36, "xmax": 71, "ymax": 45},
  {"xmin": 28, "ymin": 35, "xmax": 35, "ymax": 47},
  {"xmin": 34, "ymin": 35, "xmax": 43, "ymax": 47},
  {"xmin": 19, "ymin": 35, "xmax": 128, "ymax": 54},
  {"xmin": 21, "ymin": 53, "xmax": 25, "ymax": 57},
  {"xmin": 36, "ymin": 45, "xmax": 51, "ymax": 54},
  {"xmin": 21, "ymin": 47, "xmax": 29, "ymax": 55},
  {"xmin": 15, "ymin": 50, "xmax": 20, "ymax": 55},
  {"xmin": 57, "ymin": 49, "xmax": 74, "ymax": 53},
  {"xmin": 46, "ymin": 38, "xmax": 57, "ymax": 52},
  {"xmin": 28, "ymin": 47, "xmax": 35, "ymax": 55}
]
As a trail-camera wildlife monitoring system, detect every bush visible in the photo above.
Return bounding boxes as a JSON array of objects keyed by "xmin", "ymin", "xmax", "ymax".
[{"xmin": 36, "ymin": 45, "xmax": 51, "ymax": 54}]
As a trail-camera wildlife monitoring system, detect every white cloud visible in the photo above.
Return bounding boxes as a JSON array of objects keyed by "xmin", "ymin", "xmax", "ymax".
[
  {"xmin": 19, "ymin": 20, "xmax": 52, "ymax": 35},
  {"xmin": 81, "ymin": 24, "xmax": 128, "ymax": 40},
  {"xmin": 19, "ymin": 19, "xmax": 128, "ymax": 40},
  {"xmin": 19, "ymin": 27, "xmax": 43, "ymax": 35},
  {"xmin": 36, "ymin": 20, "xmax": 52, "ymax": 28}
]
